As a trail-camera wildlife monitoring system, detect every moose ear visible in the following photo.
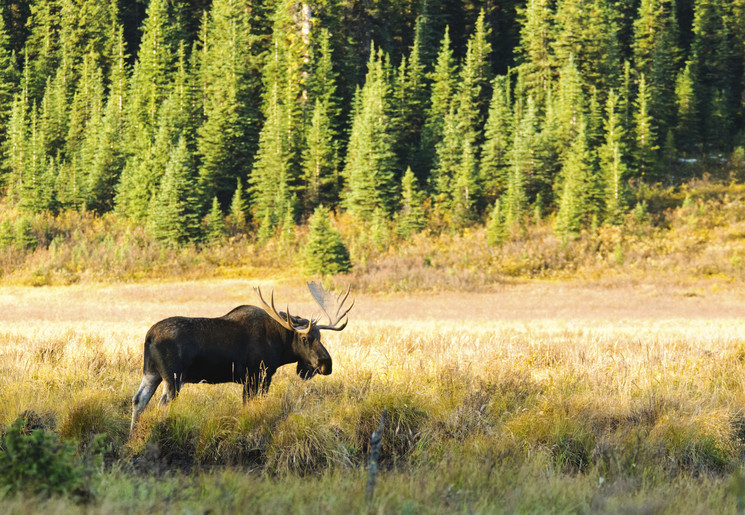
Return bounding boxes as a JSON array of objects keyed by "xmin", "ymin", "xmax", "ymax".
[{"xmin": 296, "ymin": 361, "xmax": 317, "ymax": 380}]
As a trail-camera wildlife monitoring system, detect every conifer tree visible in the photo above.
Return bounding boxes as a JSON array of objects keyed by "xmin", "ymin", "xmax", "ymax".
[
  {"xmin": 675, "ymin": 61, "xmax": 698, "ymax": 154},
  {"xmin": 421, "ymin": 27, "xmax": 457, "ymax": 174},
  {"xmin": 633, "ymin": 74, "xmax": 658, "ymax": 179},
  {"xmin": 302, "ymin": 98, "xmax": 337, "ymax": 212},
  {"xmin": 16, "ymin": 103, "xmax": 54, "ymax": 212},
  {"xmin": 0, "ymin": 10, "xmax": 17, "ymax": 150},
  {"xmin": 552, "ymin": 0, "xmax": 619, "ymax": 94},
  {"xmin": 303, "ymin": 205, "xmax": 351, "ymax": 276},
  {"xmin": 125, "ymin": 0, "xmax": 179, "ymax": 149},
  {"xmin": 149, "ymin": 135, "xmax": 200, "ymax": 244},
  {"xmin": 395, "ymin": 167, "xmax": 426, "ymax": 238},
  {"xmin": 688, "ymin": 0, "xmax": 740, "ymax": 150},
  {"xmin": 515, "ymin": 0, "xmax": 553, "ymax": 107},
  {"xmin": 116, "ymin": 103, "xmax": 175, "ymax": 221},
  {"xmin": 85, "ymin": 28, "xmax": 127, "ymax": 212},
  {"xmin": 390, "ymin": 29, "xmax": 428, "ymax": 178},
  {"xmin": 486, "ymin": 198, "xmax": 507, "ymax": 246},
  {"xmin": 451, "ymin": 136, "xmax": 479, "ymax": 228},
  {"xmin": 301, "ymin": 28, "xmax": 340, "ymax": 213},
  {"xmin": 633, "ymin": 0, "xmax": 680, "ymax": 146},
  {"xmin": 24, "ymin": 0, "xmax": 62, "ymax": 100},
  {"xmin": 228, "ymin": 178, "xmax": 248, "ymax": 232},
  {"xmin": 197, "ymin": 0, "xmax": 259, "ymax": 207},
  {"xmin": 341, "ymin": 45, "xmax": 396, "ymax": 218},
  {"xmin": 204, "ymin": 196, "xmax": 225, "ymax": 242},
  {"xmin": 598, "ymin": 90, "xmax": 627, "ymax": 223},
  {"xmin": 453, "ymin": 9, "xmax": 492, "ymax": 144},
  {"xmin": 555, "ymin": 118, "xmax": 597, "ymax": 237},
  {"xmin": 432, "ymin": 104, "xmax": 460, "ymax": 209},
  {"xmin": 480, "ymin": 75, "xmax": 512, "ymax": 203},
  {"xmin": 251, "ymin": 75, "xmax": 295, "ymax": 235}
]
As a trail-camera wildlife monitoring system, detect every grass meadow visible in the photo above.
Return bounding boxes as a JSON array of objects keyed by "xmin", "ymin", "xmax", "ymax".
[{"xmin": 2, "ymin": 279, "xmax": 745, "ymax": 512}]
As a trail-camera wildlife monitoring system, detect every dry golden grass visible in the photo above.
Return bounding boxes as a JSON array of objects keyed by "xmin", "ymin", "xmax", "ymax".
[{"xmin": 2, "ymin": 278, "xmax": 745, "ymax": 512}]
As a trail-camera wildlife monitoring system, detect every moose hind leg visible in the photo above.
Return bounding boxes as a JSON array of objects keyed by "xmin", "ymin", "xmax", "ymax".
[
  {"xmin": 131, "ymin": 373, "xmax": 162, "ymax": 433},
  {"xmin": 159, "ymin": 373, "xmax": 182, "ymax": 406}
]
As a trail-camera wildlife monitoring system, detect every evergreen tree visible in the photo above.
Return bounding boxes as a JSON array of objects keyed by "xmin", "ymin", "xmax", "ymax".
[
  {"xmin": 23, "ymin": 0, "xmax": 62, "ymax": 101},
  {"xmin": 301, "ymin": 98, "xmax": 338, "ymax": 212},
  {"xmin": 390, "ymin": 29, "xmax": 428, "ymax": 178},
  {"xmin": 451, "ymin": 136, "xmax": 479, "ymax": 228},
  {"xmin": 204, "ymin": 196, "xmax": 225, "ymax": 242},
  {"xmin": 149, "ymin": 135, "xmax": 200, "ymax": 244},
  {"xmin": 125, "ymin": 0, "xmax": 179, "ymax": 148},
  {"xmin": 479, "ymin": 75, "xmax": 512, "ymax": 203},
  {"xmin": 432, "ymin": 104, "xmax": 460, "ymax": 210},
  {"xmin": 552, "ymin": 0, "xmax": 620, "ymax": 94},
  {"xmin": 421, "ymin": 27, "xmax": 457, "ymax": 175},
  {"xmin": 688, "ymin": 0, "xmax": 742, "ymax": 150},
  {"xmin": 674, "ymin": 61, "xmax": 697, "ymax": 154},
  {"xmin": 453, "ymin": 9, "xmax": 492, "ymax": 141},
  {"xmin": 515, "ymin": 0, "xmax": 553, "ymax": 108},
  {"xmin": 303, "ymin": 205, "xmax": 351, "ymax": 276},
  {"xmin": 633, "ymin": 74, "xmax": 658, "ymax": 179},
  {"xmin": 598, "ymin": 90, "xmax": 627, "ymax": 223},
  {"xmin": 116, "ymin": 101, "xmax": 176, "ymax": 221},
  {"xmin": 228, "ymin": 178, "xmax": 247, "ymax": 232},
  {"xmin": 197, "ymin": 0, "xmax": 260, "ymax": 208},
  {"xmin": 341, "ymin": 45, "xmax": 396, "ymax": 218},
  {"xmin": 395, "ymin": 167, "xmax": 426, "ymax": 237},
  {"xmin": 0, "ymin": 9, "xmax": 17, "ymax": 151},
  {"xmin": 555, "ymin": 118, "xmax": 597, "ymax": 237},
  {"xmin": 633, "ymin": 0, "xmax": 680, "ymax": 146},
  {"xmin": 85, "ymin": 28, "xmax": 127, "ymax": 212},
  {"xmin": 301, "ymin": 28, "xmax": 340, "ymax": 213},
  {"xmin": 250, "ymin": 74, "xmax": 295, "ymax": 235},
  {"xmin": 486, "ymin": 198, "xmax": 507, "ymax": 246}
]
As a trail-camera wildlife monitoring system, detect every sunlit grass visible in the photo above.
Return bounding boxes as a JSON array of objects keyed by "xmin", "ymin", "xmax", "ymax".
[{"xmin": 2, "ymin": 283, "xmax": 745, "ymax": 511}]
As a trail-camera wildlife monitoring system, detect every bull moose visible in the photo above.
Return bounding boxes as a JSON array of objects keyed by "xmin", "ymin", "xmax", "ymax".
[{"xmin": 130, "ymin": 282, "xmax": 354, "ymax": 432}]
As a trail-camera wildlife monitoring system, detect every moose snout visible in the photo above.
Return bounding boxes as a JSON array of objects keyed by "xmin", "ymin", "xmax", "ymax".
[{"xmin": 317, "ymin": 358, "xmax": 332, "ymax": 375}]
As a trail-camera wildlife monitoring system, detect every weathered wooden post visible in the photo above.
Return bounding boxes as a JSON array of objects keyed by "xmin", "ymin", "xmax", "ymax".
[{"xmin": 365, "ymin": 408, "xmax": 387, "ymax": 503}]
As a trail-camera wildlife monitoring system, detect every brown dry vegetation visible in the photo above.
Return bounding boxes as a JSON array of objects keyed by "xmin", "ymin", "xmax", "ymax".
[{"xmin": 2, "ymin": 280, "xmax": 745, "ymax": 512}]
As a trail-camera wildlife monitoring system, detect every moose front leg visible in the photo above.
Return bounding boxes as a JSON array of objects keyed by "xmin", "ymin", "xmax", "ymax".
[{"xmin": 243, "ymin": 364, "xmax": 273, "ymax": 403}]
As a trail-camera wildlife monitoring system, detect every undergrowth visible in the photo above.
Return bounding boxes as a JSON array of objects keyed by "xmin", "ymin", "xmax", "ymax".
[{"xmin": 3, "ymin": 177, "xmax": 745, "ymax": 289}]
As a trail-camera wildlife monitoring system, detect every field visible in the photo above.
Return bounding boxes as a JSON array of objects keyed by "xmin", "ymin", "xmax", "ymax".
[{"xmin": 2, "ymin": 278, "xmax": 745, "ymax": 512}]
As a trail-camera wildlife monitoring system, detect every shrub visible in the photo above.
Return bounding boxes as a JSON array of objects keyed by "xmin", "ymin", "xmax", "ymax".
[{"xmin": 0, "ymin": 413, "xmax": 104, "ymax": 499}]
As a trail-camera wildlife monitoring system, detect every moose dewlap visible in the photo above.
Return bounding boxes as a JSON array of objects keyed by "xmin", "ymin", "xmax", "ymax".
[{"xmin": 130, "ymin": 282, "xmax": 354, "ymax": 433}]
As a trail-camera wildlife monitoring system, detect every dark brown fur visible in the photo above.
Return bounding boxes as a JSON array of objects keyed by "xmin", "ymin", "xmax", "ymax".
[{"xmin": 130, "ymin": 305, "xmax": 331, "ymax": 432}]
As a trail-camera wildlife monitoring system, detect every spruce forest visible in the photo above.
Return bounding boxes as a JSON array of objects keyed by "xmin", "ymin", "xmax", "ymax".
[{"xmin": 0, "ymin": 0, "xmax": 744, "ymax": 252}]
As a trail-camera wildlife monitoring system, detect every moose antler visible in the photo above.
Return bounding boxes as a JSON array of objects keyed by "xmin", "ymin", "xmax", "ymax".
[
  {"xmin": 307, "ymin": 281, "xmax": 354, "ymax": 331},
  {"xmin": 254, "ymin": 286, "xmax": 314, "ymax": 335}
]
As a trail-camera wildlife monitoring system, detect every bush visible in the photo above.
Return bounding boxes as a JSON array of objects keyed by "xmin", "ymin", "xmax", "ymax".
[{"xmin": 0, "ymin": 413, "xmax": 104, "ymax": 499}]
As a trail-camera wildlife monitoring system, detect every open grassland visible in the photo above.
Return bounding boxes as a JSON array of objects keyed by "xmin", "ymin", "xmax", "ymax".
[{"xmin": 2, "ymin": 280, "xmax": 745, "ymax": 512}]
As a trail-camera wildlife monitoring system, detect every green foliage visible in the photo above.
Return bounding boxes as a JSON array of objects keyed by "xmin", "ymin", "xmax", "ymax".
[
  {"xmin": 0, "ymin": 413, "xmax": 104, "ymax": 499},
  {"xmin": 396, "ymin": 167, "xmax": 426, "ymax": 238},
  {"xmin": 303, "ymin": 206, "xmax": 351, "ymax": 276},
  {"xmin": 0, "ymin": 0, "xmax": 743, "ymax": 243},
  {"xmin": 148, "ymin": 136, "xmax": 200, "ymax": 244},
  {"xmin": 486, "ymin": 199, "xmax": 506, "ymax": 246},
  {"xmin": 341, "ymin": 45, "xmax": 397, "ymax": 218},
  {"xmin": 14, "ymin": 215, "xmax": 36, "ymax": 250},
  {"xmin": 204, "ymin": 197, "xmax": 225, "ymax": 243}
]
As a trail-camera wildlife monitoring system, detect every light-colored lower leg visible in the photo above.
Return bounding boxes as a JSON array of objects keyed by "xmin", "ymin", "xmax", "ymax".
[{"xmin": 130, "ymin": 373, "xmax": 161, "ymax": 433}]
